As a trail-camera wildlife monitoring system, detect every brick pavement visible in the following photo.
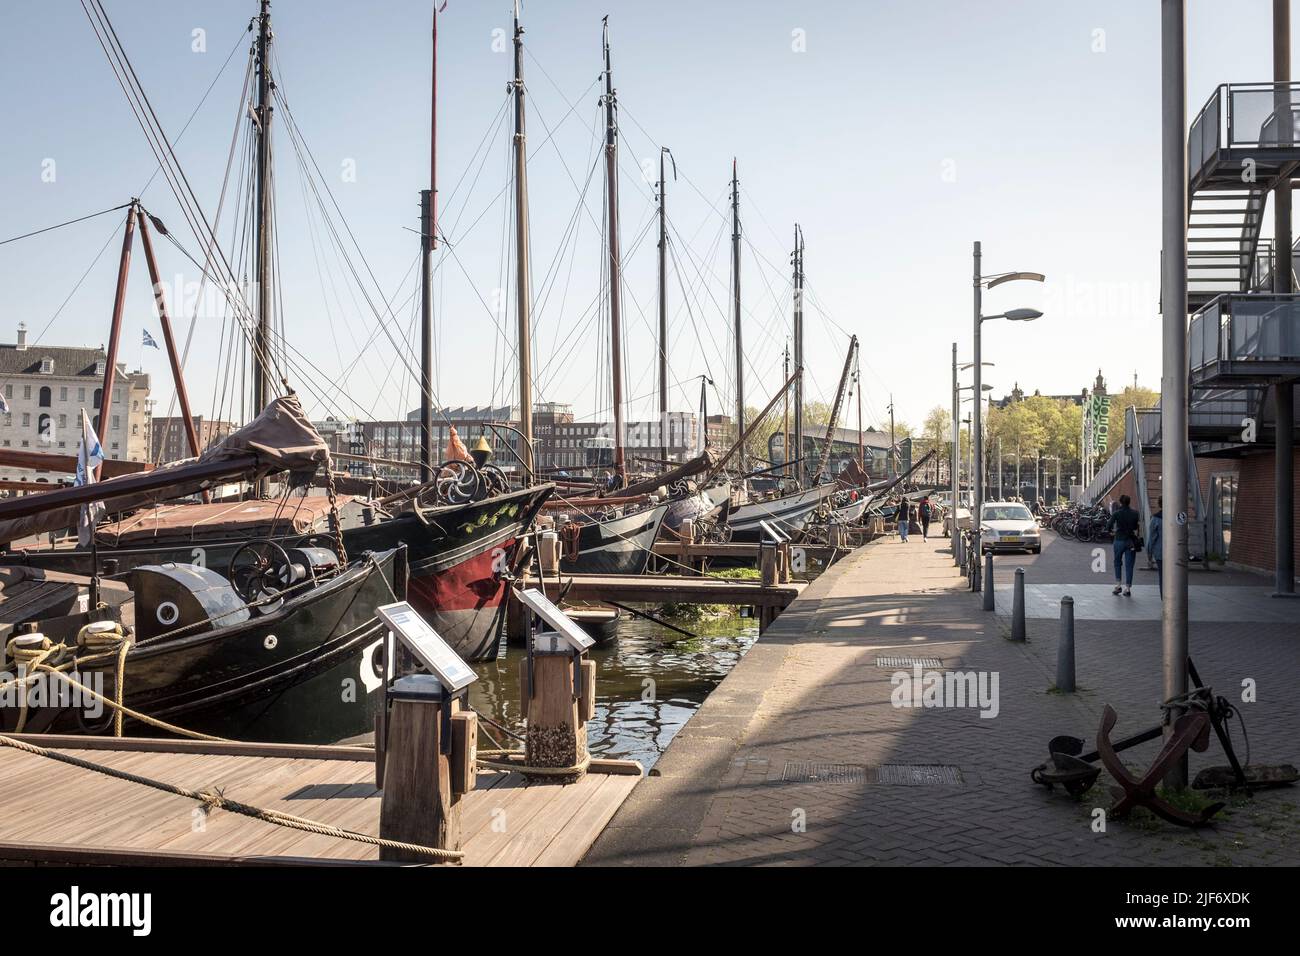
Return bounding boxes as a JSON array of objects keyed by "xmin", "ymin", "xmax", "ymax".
[{"xmin": 583, "ymin": 530, "xmax": 1300, "ymax": 866}]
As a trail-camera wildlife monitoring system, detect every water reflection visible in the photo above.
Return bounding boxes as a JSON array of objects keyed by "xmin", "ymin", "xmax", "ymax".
[{"xmin": 470, "ymin": 612, "xmax": 759, "ymax": 770}]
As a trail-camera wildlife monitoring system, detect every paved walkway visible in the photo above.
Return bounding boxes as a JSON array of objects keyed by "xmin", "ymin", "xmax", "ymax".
[{"xmin": 584, "ymin": 531, "xmax": 1300, "ymax": 866}]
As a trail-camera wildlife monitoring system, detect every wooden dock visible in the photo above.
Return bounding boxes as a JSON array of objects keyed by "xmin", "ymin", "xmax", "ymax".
[
  {"xmin": 0, "ymin": 735, "xmax": 639, "ymax": 867},
  {"xmin": 521, "ymin": 572, "xmax": 804, "ymax": 608}
]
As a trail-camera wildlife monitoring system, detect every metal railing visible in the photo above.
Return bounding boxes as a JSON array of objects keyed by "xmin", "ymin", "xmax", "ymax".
[
  {"xmin": 1188, "ymin": 82, "xmax": 1300, "ymax": 180},
  {"xmin": 1188, "ymin": 293, "xmax": 1300, "ymax": 374},
  {"xmin": 1080, "ymin": 406, "xmax": 1160, "ymax": 506}
]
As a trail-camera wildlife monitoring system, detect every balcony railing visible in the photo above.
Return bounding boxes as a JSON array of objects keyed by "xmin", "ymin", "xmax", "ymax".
[
  {"xmin": 1188, "ymin": 82, "xmax": 1300, "ymax": 182},
  {"xmin": 1188, "ymin": 293, "xmax": 1300, "ymax": 382}
]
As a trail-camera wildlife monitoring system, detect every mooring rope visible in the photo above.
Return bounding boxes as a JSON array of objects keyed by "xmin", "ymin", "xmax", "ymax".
[{"xmin": 0, "ymin": 733, "xmax": 464, "ymax": 863}]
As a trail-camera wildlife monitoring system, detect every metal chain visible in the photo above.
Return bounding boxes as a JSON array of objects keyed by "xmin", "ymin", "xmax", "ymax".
[{"xmin": 325, "ymin": 466, "xmax": 349, "ymax": 564}]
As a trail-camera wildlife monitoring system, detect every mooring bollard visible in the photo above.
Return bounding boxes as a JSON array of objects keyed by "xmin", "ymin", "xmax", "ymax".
[
  {"xmin": 982, "ymin": 550, "xmax": 995, "ymax": 610},
  {"xmin": 680, "ymin": 519, "xmax": 695, "ymax": 575},
  {"xmin": 538, "ymin": 529, "xmax": 560, "ymax": 574},
  {"xmin": 778, "ymin": 541, "xmax": 792, "ymax": 583},
  {"xmin": 760, "ymin": 543, "xmax": 778, "ymax": 587},
  {"xmin": 1011, "ymin": 567, "xmax": 1026, "ymax": 642},
  {"xmin": 1055, "ymin": 595, "xmax": 1076, "ymax": 691},
  {"xmin": 519, "ymin": 621, "xmax": 593, "ymax": 783},
  {"xmin": 377, "ymin": 674, "xmax": 476, "ymax": 862}
]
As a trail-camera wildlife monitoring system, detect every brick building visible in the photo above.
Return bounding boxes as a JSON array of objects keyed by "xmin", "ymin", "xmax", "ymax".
[{"xmin": 150, "ymin": 415, "xmax": 236, "ymax": 464}]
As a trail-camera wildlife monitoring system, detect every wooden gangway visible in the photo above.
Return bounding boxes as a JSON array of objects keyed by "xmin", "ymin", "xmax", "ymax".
[{"xmin": 0, "ymin": 735, "xmax": 638, "ymax": 867}]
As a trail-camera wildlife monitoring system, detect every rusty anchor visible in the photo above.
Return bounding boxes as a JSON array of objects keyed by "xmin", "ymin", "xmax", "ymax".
[
  {"xmin": 1029, "ymin": 658, "xmax": 1294, "ymax": 823},
  {"xmin": 1096, "ymin": 704, "xmax": 1225, "ymax": 827}
]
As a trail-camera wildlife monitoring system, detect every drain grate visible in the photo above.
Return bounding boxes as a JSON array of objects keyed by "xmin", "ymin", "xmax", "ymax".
[
  {"xmin": 779, "ymin": 762, "xmax": 964, "ymax": 786},
  {"xmin": 875, "ymin": 656, "xmax": 943, "ymax": 669},
  {"xmin": 781, "ymin": 762, "xmax": 869, "ymax": 784},
  {"xmin": 876, "ymin": 764, "xmax": 963, "ymax": 786}
]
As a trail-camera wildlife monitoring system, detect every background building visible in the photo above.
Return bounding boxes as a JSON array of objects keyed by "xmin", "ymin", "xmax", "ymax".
[
  {"xmin": 150, "ymin": 415, "xmax": 236, "ymax": 464},
  {"xmin": 0, "ymin": 323, "xmax": 150, "ymax": 483}
]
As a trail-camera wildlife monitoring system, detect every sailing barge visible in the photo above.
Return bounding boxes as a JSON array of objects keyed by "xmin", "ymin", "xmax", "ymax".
[{"xmin": 0, "ymin": 397, "xmax": 403, "ymax": 743}]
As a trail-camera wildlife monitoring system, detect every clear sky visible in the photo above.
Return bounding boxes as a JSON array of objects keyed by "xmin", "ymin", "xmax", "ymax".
[{"xmin": 0, "ymin": 1, "xmax": 1288, "ymax": 435}]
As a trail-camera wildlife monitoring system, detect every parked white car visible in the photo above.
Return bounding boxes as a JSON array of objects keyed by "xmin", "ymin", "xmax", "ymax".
[{"xmin": 979, "ymin": 501, "xmax": 1041, "ymax": 554}]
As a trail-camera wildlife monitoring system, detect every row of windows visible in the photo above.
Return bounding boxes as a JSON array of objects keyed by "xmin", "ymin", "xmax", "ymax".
[
  {"xmin": 3, "ymin": 384, "xmax": 124, "ymax": 409},
  {"xmin": 3, "ymin": 412, "xmax": 131, "ymax": 434}
]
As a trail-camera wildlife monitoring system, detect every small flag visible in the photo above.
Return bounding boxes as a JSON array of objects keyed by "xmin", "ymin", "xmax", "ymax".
[
  {"xmin": 143, "ymin": 328, "xmax": 159, "ymax": 349},
  {"xmin": 0, "ymin": 394, "xmax": 8, "ymax": 414},
  {"xmin": 76, "ymin": 409, "xmax": 106, "ymax": 547}
]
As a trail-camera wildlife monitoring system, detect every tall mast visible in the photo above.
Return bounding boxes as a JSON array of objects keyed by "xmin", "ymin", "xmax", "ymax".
[
  {"xmin": 855, "ymin": 345, "xmax": 864, "ymax": 473},
  {"xmin": 252, "ymin": 0, "xmax": 273, "ymax": 418},
  {"xmin": 418, "ymin": 1, "xmax": 438, "ymax": 483},
  {"xmin": 792, "ymin": 223, "xmax": 804, "ymax": 485},
  {"xmin": 512, "ymin": 2, "xmax": 534, "ymax": 484},
  {"xmin": 602, "ymin": 17, "xmax": 626, "ymax": 482},
  {"xmin": 657, "ymin": 147, "xmax": 670, "ymax": 464},
  {"xmin": 731, "ymin": 160, "xmax": 745, "ymax": 472},
  {"xmin": 782, "ymin": 344, "xmax": 790, "ymax": 478}
]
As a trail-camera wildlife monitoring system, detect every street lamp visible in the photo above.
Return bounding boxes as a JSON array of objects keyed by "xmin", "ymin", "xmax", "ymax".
[{"xmin": 973, "ymin": 241, "xmax": 1044, "ymax": 556}]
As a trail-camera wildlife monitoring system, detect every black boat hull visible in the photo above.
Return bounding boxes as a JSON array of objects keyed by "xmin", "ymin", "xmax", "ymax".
[
  {"xmin": 0, "ymin": 485, "xmax": 552, "ymax": 663},
  {"xmin": 0, "ymin": 548, "xmax": 405, "ymax": 744}
]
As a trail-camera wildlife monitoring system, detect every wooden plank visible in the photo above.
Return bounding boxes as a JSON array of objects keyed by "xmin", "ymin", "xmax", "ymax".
[
  {"xmin": 0, "ymin": 842, "xmax": 404, "ymax": 867},
  {"xmin": 459, "ymin": 780, "xmax": 565, "ymax": 866},
  {"xmin": 3, "ymin": 733, "xmax": 376, "ymax": 762},
  {"xmin": 533, "ymin": 774, "xmax": 640, "ymax": 867},
  {"xmin": 519, "ymin": 573, "xmax": 803, "ymax": 607},
  {"xmin": 484, "ymin": 774, "xmax": 612, "ymax": 867},
  {"xmin": 148, "ymin": 757, "xmax": 355, "ymax": 854}
]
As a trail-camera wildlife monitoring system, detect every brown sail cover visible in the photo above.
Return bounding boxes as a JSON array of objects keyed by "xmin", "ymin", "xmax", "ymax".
[{"xmin": 0, "ymin": 394, "xmax": 330, "ymax": 544}]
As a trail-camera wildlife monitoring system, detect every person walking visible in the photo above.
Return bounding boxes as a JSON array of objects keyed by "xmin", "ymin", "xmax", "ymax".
[
  {"xmin": 1107, "ymin": 493, "xmax": 1141, "ymax": 596},
  {"xmin": 1149, "ymin": 497, "xmax": 1164, "ymax": 600},
  {"xmin": 897, "ymin": 498, "xmax": 911, "ymax": 542},
  {"xmin": 918, "ymin": 496, "xmax": 932, "ymax": 541}
]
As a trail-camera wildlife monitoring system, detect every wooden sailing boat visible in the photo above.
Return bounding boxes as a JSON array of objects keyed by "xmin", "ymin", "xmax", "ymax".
[
  {"xmin": 0, "ymin": 396, "xmax": 403, "ymax": 743},
  {"xmin": 0, "ymin": 1, "xmax": 551, "ymax": 663}
]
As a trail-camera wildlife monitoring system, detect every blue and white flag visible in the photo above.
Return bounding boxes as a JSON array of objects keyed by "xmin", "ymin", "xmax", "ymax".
[
  {"xmin": 143, "ymin": 328, "xmax": 159, "ymax": 349},
  {"xmin": 76, "ymin": 408, "xmax": 106, "ymax": 546},
  {"xmin": 0, "ymin": 393, "xmax": 8, "ymax": 414}
]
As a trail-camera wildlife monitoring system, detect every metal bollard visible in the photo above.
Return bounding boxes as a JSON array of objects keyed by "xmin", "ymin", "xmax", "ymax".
[
  {"xmin": 982, "ymin": 551, "xmax": 995, "ymax": 610},
  {"xmin": 1010, "ymin": 567, "xmax": 1026, "ymax": 641},
  {"xmin": 1055, "ymin": 596, "xmax": 1075, "ymax": 691}
]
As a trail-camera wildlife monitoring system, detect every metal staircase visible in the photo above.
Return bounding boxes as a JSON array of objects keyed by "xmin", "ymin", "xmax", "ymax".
[{"xmin": 1187, "ymin": 188, "xmax": 1269, "ymax": 311}]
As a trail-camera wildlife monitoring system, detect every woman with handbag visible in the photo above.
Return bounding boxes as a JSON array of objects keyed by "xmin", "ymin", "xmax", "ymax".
[{"xmin": 1107, "ymin": 494, "xmax": 1142, "ymax": 596}]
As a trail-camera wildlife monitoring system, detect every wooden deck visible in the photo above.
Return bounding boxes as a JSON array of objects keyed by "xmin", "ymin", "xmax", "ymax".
[
  {"xmin": 521, "ymin": 572, "xmax": 804, "ymax": 607},
  {"xmin": 0, "ymin": 736, "xmax": 639, "ymax": 867}
]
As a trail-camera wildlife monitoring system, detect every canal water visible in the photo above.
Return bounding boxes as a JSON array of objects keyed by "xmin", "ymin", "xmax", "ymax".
[{"xmin": 470, "ymin": 610, "xmax": 760, "ymax": 770}]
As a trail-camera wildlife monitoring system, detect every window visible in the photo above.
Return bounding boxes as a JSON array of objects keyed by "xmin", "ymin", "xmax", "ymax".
[
  {"xmin": 59, "ymin": 387, "xmax": 67, "ymax": 402},
  {"xmin": 58, "ymin": 414, "xmax": 66, "ymax": 429},
  {"xmin": 22, "ymin": 386, "xmax": 31, "ymax": 400},
  {"xmin": 93, "ymin": 389, "xmax": 102, "ymax": 410},
  {"xmin": 114, "ymin": 388, "xmax": 122, "ymax": 405},
  {"xmin": 112, "ymin": 415, "xmax": 120, "ymax": 431},
  {"xmin": 21, "ymin": 413, "xmax": 30, "ymax": 428},
  {"xmin": 40, "ymin": 357, "xmax": 53, "ymax": 374},
  {"xmin": 3, "ymin": 385, "xmax": 10, "ymax": 399},
  {"xmin": 78, "ymin": 388, "xmax": 85, "ymax": 403},
  {"xmin": 94, "ymin": 360, "xmax": 105, "ymax": 375},
  {"xmin": 38, "ymin": 386, "xmax": 51, "ymax": 407},
  {"xmin": 132, "ymin": 423, "xmax": 138, "ymax": 435}
]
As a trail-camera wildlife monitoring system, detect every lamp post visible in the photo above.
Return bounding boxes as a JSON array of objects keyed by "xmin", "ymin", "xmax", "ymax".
[{"xmin": 972, "ymin": 242, "xmax": 1044, "ymax": 553}]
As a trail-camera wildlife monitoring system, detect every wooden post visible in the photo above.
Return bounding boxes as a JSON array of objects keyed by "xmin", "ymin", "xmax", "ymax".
[
  {"xmin": 506, "ymin": 588, "xmax": 528, "ymax": 646},
  {"xmin": 760, "ymin": 543, "xmax": 777, "ymax": 587},
  {"xmin": 538, "ymin": 530, "xmax": 560, "ymax": 573},
  {"xmin": 828, "ymin": 523, "xmax": 845, "ymax": 550},
  {"xmin": 524, "ymin": 632, "xmax": 587, "ymax": 782},
  {"xmin": 778, "ymin": 541, "xmax": 791, "ymax": 583},
  {"xmin": 680, "ymin": 518, "xmax": 694, "ymax": 575},
  {"xmin": 378, "ymin": 675, "xmax": 462, "ymax": 863}
]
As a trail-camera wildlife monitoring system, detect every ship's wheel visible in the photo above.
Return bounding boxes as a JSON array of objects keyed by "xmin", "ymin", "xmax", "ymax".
[{"xmin": 228, "ymin": 539, "xmax": 293, "ymax": 609}]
